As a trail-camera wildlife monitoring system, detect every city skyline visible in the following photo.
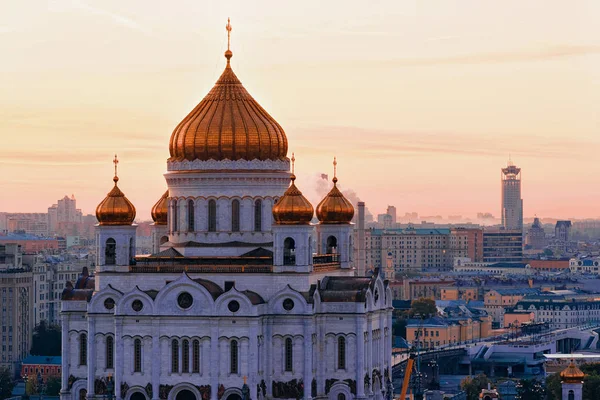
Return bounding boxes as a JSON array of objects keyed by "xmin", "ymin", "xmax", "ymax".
[{"xmin": 1, "ymin": 0, "xmax": 599, "ymax": 219}]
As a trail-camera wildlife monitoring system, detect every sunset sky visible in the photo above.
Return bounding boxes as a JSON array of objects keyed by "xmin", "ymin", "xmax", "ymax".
[{"xmin": 1, "ymin": 0, "xmax": 599, "ymax": 220}]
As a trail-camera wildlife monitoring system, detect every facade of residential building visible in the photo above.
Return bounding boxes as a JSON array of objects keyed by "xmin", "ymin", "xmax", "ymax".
[
  {"xmin": 21, "ymin": 355, "xmax": 62, "ymax": 382},
  {"xmin": 0, "ymin": 233, "xmax": 60, "ymax": 253},
  {"xmin": 449, "ymin": 227, "xmax": 484, "ymax": 262},
  {"xmin": 406, "ymin": 316, "xmax": 492, "ymax": 348},
  {"xmin": 483, "ymin": 228, "xmax": 523, "ymax": 263},
  {"xmin": 515, "ymin": 294, "xmax": 600, "ymax": 329},
  {"xmin": 390, "ymin": 279, "xmax": 456, "ymax": 301},
  {"xmin": 484, "ymin": 288, "xmax": 540, "ymax": 326}
]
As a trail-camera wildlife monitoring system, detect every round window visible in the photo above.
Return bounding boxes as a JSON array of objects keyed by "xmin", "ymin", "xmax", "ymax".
[
  {"xmin": 228, "ymin": 300, "xmax": 240, "ymax": 313},
  {"xmin": 283, "ymin": 298, "xmax": 295, "ymax": 311},
  {"xmin": 177, "ymin": 292, "xmax": 193, "ymax": 309},
  {"xmin": 104, "ymin": 298, "xmax": 115, "ymax": 310},
  {"xmin": 132, "ymin": 300, "xmax": 144, "ymax": 312}
]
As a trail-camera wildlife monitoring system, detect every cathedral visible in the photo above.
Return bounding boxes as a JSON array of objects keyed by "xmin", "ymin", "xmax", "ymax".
[{"xmin": 60, "ymin": 20, "xmax": 392, "ymax": 400}]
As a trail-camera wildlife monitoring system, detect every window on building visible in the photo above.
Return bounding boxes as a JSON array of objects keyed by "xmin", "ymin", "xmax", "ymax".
[
  {"xmin": 337, "ymin": 337, "xmax": 346, "ymax": 370},
  {"xmin": 192, "ymin": 339, "xmax": 200, "ymax": 373},
  {"xmin": 79, "ymin": 333, "xmax": 87, "ymax": 365},
  {"xmin": 187, "ymin": 200, "xmax": 195, "ymax": 232},
  {"xmin": 326, "ymin": 236, "xmax": 338, "ymax": 254},
  {"xmin": 254, "ymin": 199, "xmax": 262, "ymax": 232},
  {"xmin": 337, "ymin": 394, "xmax": 346, "ymax": 400},
  {"xmin": 208, "ymin": 200, "xmax": 217, "ymax": 232},
  {"xmin": 134, "ymin": 338, "xmax": 142, "ymax": 372},
  {"xmin": 182, "ymin": 339, "xmax": 189, "ymax": 373},
  {"xmin": 172, "ymin": 200, "xmax": 178, "ymax": 232},
  {"xmin": 106, "ymin": 336, "xmax": 114, "ymax": 369},
  {"xmin": 232, "ymin": 200, "xmax": 240, "ymax": 232},
  {"xmin": 105, "ymin": 238, "xmax": 116, "ymax": 265},
  {"xmin": 171, "ymin": 339, "xmax": 179, "ymax": 373},
  {"xmin": 283, "ymin": 237, "xmax": 296, "ymax": 266},
  {"xmin": 285, "ymin": 337, "xmax": 293, "ymax": 372},
  {"xmin": 230, "ymin": 340, "xmax": 238, "ymax": 374}
]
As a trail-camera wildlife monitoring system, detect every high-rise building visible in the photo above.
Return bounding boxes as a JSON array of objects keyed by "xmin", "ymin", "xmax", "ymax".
[
  {"xmin": 555, "ymin": 220, "xmax": 572, "ymax": 242},
  {"xmin": 525, "ymin": 217, "xmax": 546, "ymax": 249},
  {"xmin": 483, "ymin": 228, "xmax": 523, "ymax": 263},
  {"xmin": 501, "ymin": 160, "xmax": 523, "ymax": 231},
  {"xmin": 386, "ymin": 206, "xmax": 397, "ymax": 225},
  {"xmin": 450, "ymin": 227, "xmax": 484, "ymax": 262},
  {"xmin": 0, "ymin": 245, "xmax": 34, "ymax": 376}
]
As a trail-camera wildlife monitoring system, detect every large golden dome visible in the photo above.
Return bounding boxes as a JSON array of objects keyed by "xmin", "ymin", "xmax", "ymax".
[
  {"xmin": 151, "ymin": 190, "xmax": 168, "ymax": 225},
  {"xmin": 560, "ymin": 360, "xmax": 585, "ymax": 383},
  {"xmin": 316, "ymin": 159, "xmax": 354, "ymax": 224},
  {"xmin": 169, "ymin": 24, "xmax": 287, "ymax": 162}
]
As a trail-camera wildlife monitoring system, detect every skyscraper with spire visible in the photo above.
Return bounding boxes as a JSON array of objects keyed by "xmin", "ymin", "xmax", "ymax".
[{"xmin": 501, "ymin": 159, "xmax": 523, "ymax": 230}]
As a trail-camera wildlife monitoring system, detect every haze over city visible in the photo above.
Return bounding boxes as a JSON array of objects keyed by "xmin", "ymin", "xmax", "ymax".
[{"xmin": 1, "ymin": 0, "xmax": 599, "ymax": 219}]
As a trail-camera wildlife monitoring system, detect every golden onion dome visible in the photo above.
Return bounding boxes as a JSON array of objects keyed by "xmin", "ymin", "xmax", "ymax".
[
  {"xmin": 151, "ymin": 190, "xmax": 169, "ymax": 225},
  {"xmin": 272, "ymin": 174, "xmax": 314, "ymax": 225},
  {"xmin": 95, "ymin": 156, "xmax": 136, "ymax": 226},
  {"xmin": 316, "ymin": 158, "xmax": 354, "ymax": 224},
  {"xmin": 169, "ymin": 20, "xmax": 287, "ymax": 162},
  {"xmin": 560, "ymin": 360, "xmax": 585, "ymax": 383}
]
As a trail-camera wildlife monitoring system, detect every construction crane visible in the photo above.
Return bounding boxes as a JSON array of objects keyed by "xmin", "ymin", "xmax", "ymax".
[{"xmin": 399, "ymin": 318, "xmax": 425, "ymax": 400}]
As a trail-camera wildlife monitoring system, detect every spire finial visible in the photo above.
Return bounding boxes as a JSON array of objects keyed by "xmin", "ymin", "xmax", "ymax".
[
  {"xmin": 332, "ymin": 157, "xmax": 338, "ymax": 184},
  {"xmin": 290, "ymin": 153, "xmax": 296, "ymax": 181},
  {"xmin": 225, "ymin": 18, "xmax": 233, "ymax": 62},
  {"xmin": 113, "ymin": 154, "xmax": 119, "ymax": 184}
]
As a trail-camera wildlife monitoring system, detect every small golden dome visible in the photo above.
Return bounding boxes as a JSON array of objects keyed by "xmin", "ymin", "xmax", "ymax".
[
  {"xmin": 151, "ymin": 190, "xmax": 169, "ymax": 225},
  {"xmin": 560, "ymin": 360, "xmax": 585, "ymax": 383},
  {"xmin": 316, "ymin": 158, "xmax": 354, "ymax": 224},
  {"xmin": 169, "ymin": 19, "xmax": 287, "ymax": 163},
  {"xmin": 95, "ymin": 156, "xmax": 136, "ymax": 226},
  {"xmin": 273, "ymin": 175, "xmax": 314, "ymax": 225}
]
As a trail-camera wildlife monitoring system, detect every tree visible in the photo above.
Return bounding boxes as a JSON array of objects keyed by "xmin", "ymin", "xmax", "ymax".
[
  {"xmin": 30, "ymin": 321, "xmax": 61, "ymax": 356},
  {"xmin": 460, "ymin": 374, "xmax": 491, "ymax": 400},
  {"xmin": 516, "ymin": 379, "xmax": 544, "ymax": 400},
  {"xmin": 45, "ymin": 377, "xmax": 62, "ymax": 396},
  {"xmin": 545, "ymin": 373, "xmax": 561, "ymax": 400},
  {"xmin": 410, "ymin": 298, "xmax": 437, "ymax": 318},
  {"xmin": 0, "ymin": 367, "xmax": 16, "ymax": 400}
]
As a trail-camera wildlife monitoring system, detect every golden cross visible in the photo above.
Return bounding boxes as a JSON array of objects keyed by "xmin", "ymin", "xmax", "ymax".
[
  {"xmin": 291, "ymin": 152, "xmax": 295, "ymax": 174},
  {"xmin": 226, "ymin": 18, "xmax": 232, "ymax": 51},
  {"xmin": 113, "ymin": 154, "xmax": 119, "ymax": 177},
  {"xmin": 333, "ymin": 156, "xmax": 337, "ymax": 178}
]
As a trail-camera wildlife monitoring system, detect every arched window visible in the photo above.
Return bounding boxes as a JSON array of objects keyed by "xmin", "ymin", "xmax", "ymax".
[
  {"xmin": 159, "ymin": 236, "xmax": 169, "ymax": 245},
  {"xmin": 337, "ymin": 394, "xmax": 346, "ymax": 400},
  {"xmin": 254, "ymin": 199, "xmax": 262, "ymax": 232},
  {"xmin": 134, "ymin": 338, "xmax": 142, "ymax": 372},
  {"xmin": 105, "ymin": 238, "xmax": 116, "ymax": 265},
  {"xmin": 79, "ymin": 389, "xmax": 87, "ymax": 400},
  {"xmin": 284, "ymin": 237, "xmax": 296, "ymax": 266},
  {"xmin": 285, "ymin": 338, "xmax": 293, "ymax": 372},
  {"xmin": 171, "ymin": 339, "xmax": 179, "ymax": 373},
  {"xmin": 337, "ymin": 337, "xmax": 346, "ymax": 370},
  {"xmin": 182, "ymin": 339, "xmax": 189, "ymax": 373},
  {"xmin": 230, "ymin": 340, "xmax": 238, "ymax": 374},
  {"xmin": 326, "ymin": 236, "xmax": 338, "ymax": 254},
  {"xmin": 568, "ymin": 390, "xmax": 575, "ymax": 400},
  {"xmin": 192, "ymin": 339, "xmax": 200, "ymax": 373},
  {"xmin": 231, "ymin": 200, "xmax": 240, "ymax": 232},
  {"xmin": 171, "ymin": 200, "xmax": 178, "ymax": 232},
  {"xmin": 106, "ymin": 336, "xmax": 114, "ymax": 369},
  {"xmin": 129, "ymin": 237, "xmax": 135, "ymax": 264},
  {"xmin": 208, "ymin": 200, "xmax": 217, "ymax": 232},
  {"xmin": 79, "ymin": 333, "xmax": 87, "ymax": 365},
  {"xmin": 187, "ymin": 200, "xmax": 195, "ymax": 232}
]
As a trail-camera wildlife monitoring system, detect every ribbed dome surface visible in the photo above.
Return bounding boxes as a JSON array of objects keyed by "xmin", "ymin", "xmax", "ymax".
[
  {"xmin": 169, "ymin": 59, "xmax": 288, "ymax": 162},
  {"xmin": 96, "ymin": 177, "xmax": 136, "ymax": 226},
  {"xmin": 272, "ymin": 175, "xmax": 314, "ymax": 225},
  {"xmin": 151, "ymin": 190, "xmax": 168, "ymax": 225},
  {"xmin": 316, "ymin": 178, "xmax": 354, "ymax": 224},
  {"xmin": 560, "ymin": 360, "xmax": 585, "ymax": 383}
]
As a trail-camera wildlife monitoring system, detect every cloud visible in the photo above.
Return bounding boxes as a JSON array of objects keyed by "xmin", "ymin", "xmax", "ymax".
[{"xmin": 384, "ymin": 45, "xmax": 600, "ymax": 67}]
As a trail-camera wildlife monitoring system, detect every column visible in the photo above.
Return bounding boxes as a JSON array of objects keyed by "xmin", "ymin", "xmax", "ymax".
[
  {"xmin": 366, "ymin": 317, "xmax": 373, "ymax": 385},
  {"xmin": 87, "ymin": 317, "xmax": 96, "ymax": 397},
  {"xmin": 189, "ymin": 340, "xmax": 193, "ymax": 374},
  {"xmin": 152, "ymin": 319, "xmax": 160, "ymax": 400},
  {"xmin": 379, "ymin": 312, "xmax": 385, "ymax": 373},
  {"xmin": 60, "ymin": 313, "xmax": 70, "ymax": 393},
  {"xmin": 249, "ymin": 323, "xmax": 259, "ymax": 400},
  {"xmin": 115, "ymin": 319, "xmax": 124, "ymax": 400},
  {"xmin": 265, "ymin": 318, "xmax": 273, "ymax": 397},
  {"xmin": 241, "ymin": 340, "xmax": 249, "ymax": 378},
  {"xmin": 317, "ymin": 317, "xmax": 326, "ymax": 396},
  {"xmin": 303, "ymin": 319, "xmax": 313, "ymax": 400},
  {"xmin": 356, "ymin": 316, "xmax": 366, "ymax": 399},
  {"xmin": 210, "ymin": 326, "xmax": 219, "ymax": 400}
]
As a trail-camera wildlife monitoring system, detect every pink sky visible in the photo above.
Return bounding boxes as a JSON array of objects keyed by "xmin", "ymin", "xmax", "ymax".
[{"xmin": 1, "ymin": 0, "xmax": 599, "ymax": 220}]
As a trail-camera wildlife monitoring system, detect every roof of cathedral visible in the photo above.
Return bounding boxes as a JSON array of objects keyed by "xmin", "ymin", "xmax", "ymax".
[
  {"xmin": 560, "ymin": 360, "xmax": 585, "ymax": 383},
  {"xmin": 315, "ymin": 269, "xmax": 386, "ymax": 303},
  {"xmin": 95, "ymin": 155, "xmax": 136, "ymax": 226},
  {"xmin": 316, "ymin": 158, "xmax": 354, "ymax": 224},
  {"xmin": 151, "ymin": 190, "xmax": 168, "ymax": 225},
  {"xmin": 169, "ymin": 20, "xmax": 287, "ymax": 163},
  {"xmin": 272, "ymin": 158, "xmax": 314, "ymax": 225}
]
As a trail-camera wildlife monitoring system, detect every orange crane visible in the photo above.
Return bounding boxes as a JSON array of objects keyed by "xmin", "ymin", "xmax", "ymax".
[{"xmin": 399, "ymin": 353, "xmax": 415, "ymax": 400}]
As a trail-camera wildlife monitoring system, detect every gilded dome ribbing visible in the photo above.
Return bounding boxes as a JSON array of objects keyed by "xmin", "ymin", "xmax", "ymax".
[
  {"xmin": 560, "ymin": 360, "xmax": 585, "ymax": 383},
  {"xmin": 96, "ymin": 176, "xmax": 136, "ymax": 226},
  {"xmin": 168, "ymin": 40, "xmax": 288, "ymax": 162},
  {"xmin": 272, "ymin": 175, "xmax": 314, "ymax": 225},
  {"xmin": 316, "ymin": 159, "xmax": 354, "ymax": 224},
  {"xmin": 151, "ymin": 190, "xmax": 169, "ymax": 225}
]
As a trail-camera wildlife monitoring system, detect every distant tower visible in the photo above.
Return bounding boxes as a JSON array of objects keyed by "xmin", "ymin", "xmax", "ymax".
[
  {"xmin": 385, "ymin": 252, "xmax": 394, "ymax": 280},
  {"xmin": 501, "ymin": 158, "xmax": 523, "ymax": 230},
  {"xmin": 561, "ymin": 359, "xmax": 584, "ymax": 400},
  {"xmin": 386, "ymin": 205, "xmax": 397, "ymax": 225}
]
